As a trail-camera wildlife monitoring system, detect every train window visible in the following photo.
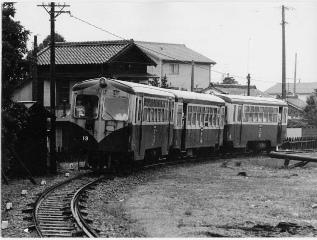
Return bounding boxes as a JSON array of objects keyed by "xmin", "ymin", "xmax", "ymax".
[
  {"xmin": 204, "ymin": 113, "xmax": 209, "ymax": 127},
  {"xmin": 74, "ymin": 94, "xmax": 99, "ymax": 119},
  {"xmin": 192, "ymin": 112, "xmax": 196, "ymax": 125},
  {"xmin": 197, "ymin": 112, "xmax": 201, "ymax": 126},
  {"xmin": 103, "ymin": 97, "xmax": 128, "ymax": 121},
  {"xmin": 237, "ymin": 106, "xmax": 242, "ymax": 122},
  {"xmin": 209, "ymin": 112, "xmax": 213, "ymax": 126},
  {"xmin": 176, "ymin": 105, "xmax": 182, "ymax": 126},
  {"xmin": 138, "ymin": 99, "xmax": 142, "ymax": 121},
  {"xmin": 233, "ymin": 105, "xmax": 236, "ymax": 122},
  {"xmin": 283, "ymin": 108, "xmax": 288, "ymax": 123},
  {"xmin": 135, "ymin": 99, "xmax": 138, "ymax": 123}
]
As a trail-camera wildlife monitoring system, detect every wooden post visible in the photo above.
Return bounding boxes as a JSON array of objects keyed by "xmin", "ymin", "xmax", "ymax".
[{"xmin": 191, "ymin": 60, "xmax": 194, "ymax": 92}]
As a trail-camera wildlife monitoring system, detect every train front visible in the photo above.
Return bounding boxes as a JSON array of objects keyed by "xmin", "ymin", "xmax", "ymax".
[{"xmin": 70, "ymin": 78, "xmax": 132, "ymax": 167}]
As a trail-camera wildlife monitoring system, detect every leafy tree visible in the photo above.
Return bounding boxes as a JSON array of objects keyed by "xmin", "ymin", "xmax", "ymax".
[
  {"xmin": 38, "ymin": 32, "xmax": 65, "ymax": 51},
  {"xmin": 149, "ymin": 78, "xmax": 159, "ymax": 87},
  {"xmin": 222, "ymin": 76, "xmax": 238, "ymax": 84},
  {"xmin": 27, "ymin": 32, "xmax": 66, "ymax": 62},
  {"xmin": 304, "ymin": 89, "xmax": 317, "ymax": 127},
  {"xmin": 161, "ymin": 74, "xmax": 169, "ymax": 88},
  {"xmin": 2, "ymin": 2, "xmax": 30, "ymax": 105}
]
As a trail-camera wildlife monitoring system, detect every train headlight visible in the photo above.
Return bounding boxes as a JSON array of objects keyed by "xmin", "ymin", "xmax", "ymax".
[{"xmin": 99, "ymin": 77, "xmax": 107, "ymax": 88}]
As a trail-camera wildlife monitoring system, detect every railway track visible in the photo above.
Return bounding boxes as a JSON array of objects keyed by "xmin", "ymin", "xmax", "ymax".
[{"xmin": 32, "ymin": 172, "xmax": 105, "ymax": 237}]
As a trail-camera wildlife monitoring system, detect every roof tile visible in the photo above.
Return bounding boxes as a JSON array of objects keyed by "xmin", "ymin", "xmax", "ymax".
[
  {"xmin": 37, "ymin": 40, "xmax": 130, "ymax": 65},
  {"xmin": 265, "ymin": 82, "xmax": 317, "ymax": 95}
]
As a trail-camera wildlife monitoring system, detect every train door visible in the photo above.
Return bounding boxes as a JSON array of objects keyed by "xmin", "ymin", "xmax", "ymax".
[
  {"xmin": 277, "ymin": 106, "xmax": 283, "ymax": 143},
  {"xmin": 181, "ymin": 102, "xmax": 187, "ymax": 151},
  {"xmin": 235, "ymin": 105, "xmax": 243, "ymax": 146},
  {"xmin": 137, "ymin": 95, "xmax": 144, "ymax": 159}
]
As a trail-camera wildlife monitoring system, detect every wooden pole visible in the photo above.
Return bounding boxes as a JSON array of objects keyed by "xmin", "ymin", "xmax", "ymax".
[
  {"xmin": 247, "ymin": 73, "xmax": 250, "ymax": 96},
  {"xmin": 281, "ymin": 5, "xmax": 287, "ymax": 99},
  {"xmin": 50, "ymin": 2, "xmax": 57, "ymax": 173},
  {"xmin": 191, "ymin": 60, "xmax": 194, "ymax": 92}
]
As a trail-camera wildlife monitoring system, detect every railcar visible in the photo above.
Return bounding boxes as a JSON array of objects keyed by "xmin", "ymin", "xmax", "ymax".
[
  {"xmin": 70, "ymin": 77, "xmax": 175, "ymax": 168},
  {"xmin": 216, "ymin": 94, "xmax": 288, "ymax": 151},
  {"xmin": 166, "ymin": 89, "xmax": 225, "ymax": 157}
]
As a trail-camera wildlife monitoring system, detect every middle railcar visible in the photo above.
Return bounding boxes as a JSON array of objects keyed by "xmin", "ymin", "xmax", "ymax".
[{"xmin": 165, "ymin": 89, "xmax": 226, "ymax": 156}]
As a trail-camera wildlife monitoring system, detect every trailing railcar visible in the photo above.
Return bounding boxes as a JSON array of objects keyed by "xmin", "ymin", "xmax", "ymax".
[
  {"xmin": 70, "ymin": 77, "xmax": 175, "ymax": 168},
  {"xmin": 166, "ymin": 89, "xmax": 225, "ymax": 157},
  {"xmin": 216, "ymin": 94, "xmax": 288, "ymax": 151}
]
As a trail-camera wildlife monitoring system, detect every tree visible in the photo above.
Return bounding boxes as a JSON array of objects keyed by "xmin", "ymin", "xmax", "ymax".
[
  {"xmin": 161, "ymin": 75, "xmax": 169, "ymax": 88},
  {"xmin": 2, "ymin": 2, "xmax": 30, "ymax": 105},
  {"xmin": 304, "ymin": 89, "xmax": 317, "ymax": 127},
  {"xmin": 26, "ymin": 32, "xmax": 66, "ymax": 61},
  {"xmin": 222, "ymin": 75, "xmax": 238, "ymax": 84},
  {"xmin": 38, "ymin": 32, "xmax": 65, "ymax": 51},
  {"xmin": 149, "ymin": 78, "xmax": 159, "ymax": 87}
]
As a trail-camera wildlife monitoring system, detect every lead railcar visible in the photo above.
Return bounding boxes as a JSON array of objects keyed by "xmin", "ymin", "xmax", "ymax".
[{"xmin": 70, "ymin": 77, "xmax": 175, "ymax": 168}]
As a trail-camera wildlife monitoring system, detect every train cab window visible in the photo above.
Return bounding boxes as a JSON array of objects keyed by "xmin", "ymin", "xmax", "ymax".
[
  {"xmin": 103, "ymin": 97, "xmax": 129, "ymax": 121},
  {"xmin": 74, "ymin": 94, "xmax": 99, "ymax": 119}
]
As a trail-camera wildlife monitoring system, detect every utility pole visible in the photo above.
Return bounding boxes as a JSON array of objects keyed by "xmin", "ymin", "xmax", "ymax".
[
  {"xmin": 191, "ymin": 60, "xmax": 195, "ymax": 92},
  {"xmin": 293, "ymin": 52, "xmax": 297, "ymax": 95},
  {"xmin": 32, "ymin": 35, "xmax": 40, "ymax": 103},
  {"xmin": 281, "ymin": 5, "xmax": 288, "ymax": 99},
  {"xmin": 38, "ymin": 2, "xmax": 70, "ymax": 174},
  {"xmin": 246, "ymin": 73, "xmax": 251, "ymax": 96}
]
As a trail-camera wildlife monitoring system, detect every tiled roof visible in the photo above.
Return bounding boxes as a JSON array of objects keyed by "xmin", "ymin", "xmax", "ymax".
[
  {"xmin": 265, "ymin": 82, "xmax": 317, "ymax": 95},
  {"xmin": 37, "ymin": 40, "xmax": 132, "ymax": 65},
  {"xmin": 135, "ymin": 41, "xmax": 216, "ymax": 64},
  {"xmin": 201, "ymin": 83, "xmax": 271, "ymax": 97},
  {"xmin": 287, "ymin": 119, "xmax": 309, "ymax": 128},
  {"xmin": 286, "ymin": 96, "xmax": 307, "ymax": 110}
]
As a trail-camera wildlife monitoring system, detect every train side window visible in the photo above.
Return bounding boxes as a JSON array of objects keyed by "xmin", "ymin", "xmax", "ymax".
[
  {"xmin": 233, "ymin": 105, "xmax": 236, "ymax": 122},
  {"xmin": 176, "ymin": 104, "xmax": 182, "ymax": 126},
  {"xmin": 237, "ymin": 105, "xmax": 242, "ymax": 122},
  {"xmin": 187, "ymin": 106, "xmax": 192, "ymax": 126},
  {"xmin": 138, "ymin": 99, "xmax": 142, "ymax": 121},
  {"xmin": 283, "ymin": 107, "xmax": 288, "ymax": 123}
]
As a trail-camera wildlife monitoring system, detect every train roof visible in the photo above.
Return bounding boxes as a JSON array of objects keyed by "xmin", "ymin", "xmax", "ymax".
[
  {"xmin": 215, "ymin": 94, "xmax": 288, "ymax": 106},
  {"xmin": 72, "ymin": 78, "xmax": 175, "ymax": 98},
  {"xmin": 165, "ymin": 89, "xmax": 225, "ymax": 104}
]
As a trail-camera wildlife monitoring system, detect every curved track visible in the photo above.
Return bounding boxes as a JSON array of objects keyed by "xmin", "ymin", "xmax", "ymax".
[{"xmin": 33, "ymin": 172, "xmax": 103, "ymax": 237}]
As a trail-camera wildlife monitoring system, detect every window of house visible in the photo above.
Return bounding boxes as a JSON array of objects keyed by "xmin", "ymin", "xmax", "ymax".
[
  {"xmin": 169, "ymin": 63, "xmax": 179, "ymax": 75},
  {"xmin": 56, "ymin": 80, "xmax": 70, "ymax": 105}
]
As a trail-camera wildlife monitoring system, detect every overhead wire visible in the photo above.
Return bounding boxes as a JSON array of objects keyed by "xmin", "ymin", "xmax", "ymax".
[{"xmin": 68, "ymin": 12, "xmax": 278, "ymax": 84}]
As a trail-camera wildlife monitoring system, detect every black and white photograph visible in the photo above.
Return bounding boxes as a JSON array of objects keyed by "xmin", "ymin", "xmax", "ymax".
[{"xmin": 1, "ymin": 0, "xmax": 317, "ymax": 237}]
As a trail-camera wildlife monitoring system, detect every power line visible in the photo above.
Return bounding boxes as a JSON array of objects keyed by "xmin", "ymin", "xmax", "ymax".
[{"xmin": 67, "ymin": 12, "xmax": 279, "ymax": 85}]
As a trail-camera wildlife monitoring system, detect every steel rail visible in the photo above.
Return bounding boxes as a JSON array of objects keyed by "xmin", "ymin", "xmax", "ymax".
[
  {"xmin": 32, "ymin": 172, "xmax": 93, "ymax": 237},
  {"xmin": 71, "ymin": 177, "xmax": 105, "ymax": 238}
]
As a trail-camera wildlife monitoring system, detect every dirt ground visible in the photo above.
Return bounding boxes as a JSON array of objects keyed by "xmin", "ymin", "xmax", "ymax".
[{"xmin": 123, "ymin": 156, "xmax": 317, "ymax": 237}]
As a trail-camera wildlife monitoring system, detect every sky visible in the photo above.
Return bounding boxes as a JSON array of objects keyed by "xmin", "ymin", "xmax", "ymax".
[{"xmin": 13, "ymin": 0, "xmax": 317, "ymax": 91}]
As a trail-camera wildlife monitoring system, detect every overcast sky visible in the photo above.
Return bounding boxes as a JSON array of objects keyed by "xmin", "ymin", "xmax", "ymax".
[{"xmin": 14, "ymin": 0, "xmax": 317, "ymax": 91}]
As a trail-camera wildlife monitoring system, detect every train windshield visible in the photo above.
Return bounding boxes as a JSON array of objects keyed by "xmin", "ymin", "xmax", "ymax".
[
  {"xmin": 103, "ymin": 97, "xmax": 129, "ymax": 121},
  {"xmin": 74, "ymin": 94, "xmax": 99, "ymax": 119}
]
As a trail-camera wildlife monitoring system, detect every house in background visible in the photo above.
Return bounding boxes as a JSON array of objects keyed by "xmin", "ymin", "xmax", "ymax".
[
  {"xmin": 200, "ymin": 82, "xmax": 270, "ymax": 97},
  {"xmin": 136, "ymin": 41, "xmax": 216, "ymax": 90},
  {"xmin": 12, "ymin": 39, "xmax": 157, "ymax": 118},
  {"xmin": 265, "ymin": 82, "xmax": 317, "ymax": 102}
]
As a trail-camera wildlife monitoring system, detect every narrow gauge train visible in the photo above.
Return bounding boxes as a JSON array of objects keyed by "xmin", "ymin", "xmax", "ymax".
[
  {"xmin": 70, "ymin": 77, "xmax": 224, "ymax": 168},
  {"xmin": 69, "ymin": 77, "xmax": 287, "ymax": 168},
  {"xmin": 215, "ymin": 94, "xmax": 288, "ymax": 152}
]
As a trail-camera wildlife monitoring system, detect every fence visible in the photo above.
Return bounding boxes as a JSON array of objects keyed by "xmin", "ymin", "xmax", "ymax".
[{"xmin": 280, "ymin": 137, "xmax": 317, "ymax": 151}]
